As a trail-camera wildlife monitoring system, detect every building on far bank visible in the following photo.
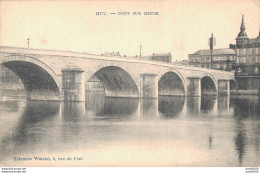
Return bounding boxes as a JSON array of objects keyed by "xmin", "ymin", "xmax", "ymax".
[
  {"xmin": 125, "ymin": 52, "xmax": 172, "ymax": 63},
  {"xmin": 0, "ymin": 65, "xmax": 24, "ymax": 91},
  {"xmin": 101, "ymin": 51, "xmax": 172, "ymax": 63},
  {"xmin": 230, "ymin": 15, "xmax": 260, "ymax": 66},
  {"xmin": 175, "ymin": 60, "xmax": 189, "ymax": 65},
  {"xmin": 229, "ymin": 15, "xmax": 260, "ymax": 93},
  {"xmin": 151, "ymin": 53, "xmax": 172, "ymax": 63},
  {"xmin": 188, "ymin": 48, "xmax": 235, "ymax": 70},
  {"xmin": 138, "ymin": 53, "xmax": 172, "ymax": 63},
  {"xmin": 86, "ymin": 74, "xmax": 104, "ymax": 92},
  {"xmin": 101, "ymin": 51, "xmax": 122, "ymax": 57}
]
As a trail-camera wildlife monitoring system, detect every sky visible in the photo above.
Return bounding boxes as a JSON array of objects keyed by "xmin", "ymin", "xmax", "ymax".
[{"xmin": 0, "ymin": 0, "xmax": 259, "ymax": 61}]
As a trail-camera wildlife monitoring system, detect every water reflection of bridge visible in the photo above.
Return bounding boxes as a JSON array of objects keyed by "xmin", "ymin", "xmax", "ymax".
[
  {"xmin": 1, "ymin": 95, "xmax": 260, "ymax": 166},
  {"xmin": 2, "ymin": 94, "xmax": 260, "ymax": 120}
]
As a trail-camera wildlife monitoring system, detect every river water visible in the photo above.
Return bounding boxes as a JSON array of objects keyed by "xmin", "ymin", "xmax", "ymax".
[{"xmin": 0, "ymin": 92, "xmax": 259, "ymax": 166}]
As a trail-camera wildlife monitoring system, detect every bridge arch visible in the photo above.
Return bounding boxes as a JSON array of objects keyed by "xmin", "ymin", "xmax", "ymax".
[
  {"xmin": 158, "ymin": 70, "xmax": 185, "ymax": 96},
  {"xmin": 87, "ymin": 66, "xmax": 139, "ymax": 97},
  {"xmin": 1, "ymin": 55, "xmax": 61, "ymax": 100},
  {"xmin": 201, "ymin": 75, "xmax": 217, "ymax": 95}
]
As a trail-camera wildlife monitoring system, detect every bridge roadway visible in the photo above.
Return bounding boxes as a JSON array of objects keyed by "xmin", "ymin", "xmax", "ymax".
[{"xmin": 0, "ymin": 46, "xmax": 235, "ymax": 101}]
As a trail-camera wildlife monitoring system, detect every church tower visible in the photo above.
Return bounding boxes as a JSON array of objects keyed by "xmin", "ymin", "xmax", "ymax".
[{"xmin": 236, "ymin": 15, "xmax": 249, "ymax": 46}]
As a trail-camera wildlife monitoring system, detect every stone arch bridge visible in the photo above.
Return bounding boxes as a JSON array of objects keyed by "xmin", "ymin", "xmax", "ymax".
[{"xmin": 0, "ymin": 46, "xmax": 235, "ymax": 101}]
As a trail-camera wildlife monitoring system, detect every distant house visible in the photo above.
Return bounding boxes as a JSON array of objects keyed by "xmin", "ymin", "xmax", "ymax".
[
  {"xmin": 101, "ymin": 51, "xmax": 122, "ymax": 57},
  {"xmin": 151, "ymin": 53, "xmax": 172, "ymax": 63},
  {"xmin": 138, "ymin": 53, "xmax": 172, "ymax": 63},
  {"xmin": 188, "ymin": 48, "xmax": 235, "ymax": 70},
  {"xmin": 124, "ymin": 52, "xmax": 172, "ymax": 63},
  {"xmin": 175, "ymin": 60, "xmax": 188, "ymax": 65},
  {"xmin": 0, "ymin": 65, "xmax": 24, "ymax": 91}
]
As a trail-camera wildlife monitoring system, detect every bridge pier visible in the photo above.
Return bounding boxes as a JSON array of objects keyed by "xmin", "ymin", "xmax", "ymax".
[
  {"xmin": 218, "ymin": 80, "xmax": 230, "ymax": 96},
  {"xmin": 62, "ymin": 68, "xmax": 85, "ymax": 102},
  {"xmin": 186, "ymin": 77, "xmax": 201, "ymax": 97},
  {"xmin": 186, "ymin": 96, "xmax": 201, "ymax": 115},
  {"xmin": 140, "ymin": 73, "xmax": 158, "ymax": 98}
]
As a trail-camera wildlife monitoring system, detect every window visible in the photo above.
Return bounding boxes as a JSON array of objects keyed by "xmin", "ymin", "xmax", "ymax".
[
  {"xmin": 239, "ymin": 58, "xmax": 243, "ymax": 63},
  {"xmin": 246, "ymin": 57, "xmax": 249, "ymax": 64},
  {"xmin": 220, "ymin": 63, "xmax": 224, "ymax": 70},
  {"xmin": 252, "ymin": 57, "xmax": 256, "ymax": 63},
  {"xmin": 239, "ymin": 49, "xmax": 245, "ymax": 56}
]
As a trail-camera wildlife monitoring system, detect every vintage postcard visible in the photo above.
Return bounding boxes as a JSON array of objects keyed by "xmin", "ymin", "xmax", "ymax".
[{"xmin": 0, "ymin": 0, "xmax": 259, "ymax": 169}]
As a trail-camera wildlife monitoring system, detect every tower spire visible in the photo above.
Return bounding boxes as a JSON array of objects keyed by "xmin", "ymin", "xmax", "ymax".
[
  {"xmin": 237, "ymin": 14, "xmax": 248, "ymax": 38},
  {"xmin": 240, "ymin": 14, "xmax": 245, "ymax": 30}
]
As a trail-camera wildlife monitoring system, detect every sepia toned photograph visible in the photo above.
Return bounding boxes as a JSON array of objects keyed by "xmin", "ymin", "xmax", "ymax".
[{"xmin": 0, "ymin": 0, "xmax": 259, "ymax": 168}]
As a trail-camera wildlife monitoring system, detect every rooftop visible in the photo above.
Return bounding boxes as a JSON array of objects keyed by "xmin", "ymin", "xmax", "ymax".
[
  {"xmin": 248, "ymin": 37, "xmax": 260, "ymax": 44},
  {"xmin": 190, "ymin": 48, "xmax": 235, "ymax": 56},
  {"xmin": 152, "ymin": 53, "xmax": 171, "ymax": 56}
]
